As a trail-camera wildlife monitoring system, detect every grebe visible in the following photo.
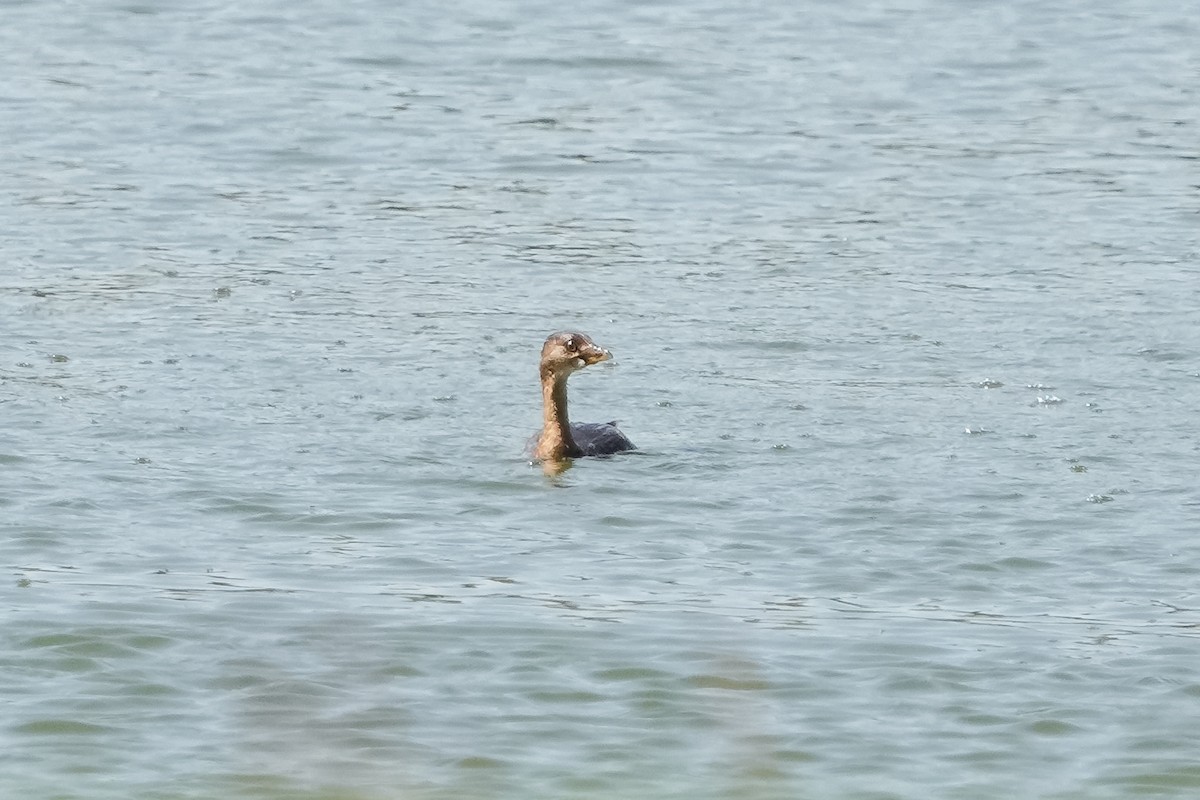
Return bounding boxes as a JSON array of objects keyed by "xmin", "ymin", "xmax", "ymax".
[{"xmin": 531, "ymin": 331, "xmax": 636, "ymax": 462}]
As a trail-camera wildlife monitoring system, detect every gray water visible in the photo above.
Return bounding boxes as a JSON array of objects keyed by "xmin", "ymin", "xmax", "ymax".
[{"xmin": 3, "ymin": 0, "xmax": 1200, "ymax": 798}]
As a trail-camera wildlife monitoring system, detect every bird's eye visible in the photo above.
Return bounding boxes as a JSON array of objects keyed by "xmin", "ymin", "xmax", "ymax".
[{"xmin": 565, "ymin": 338, "xmax": 575, "ymax": 351}]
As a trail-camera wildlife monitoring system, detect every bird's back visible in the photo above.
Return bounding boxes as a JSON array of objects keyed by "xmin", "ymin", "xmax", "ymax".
[{"xmin": 569, "ymin": 421, "xmax": 636, "ymax": 457}]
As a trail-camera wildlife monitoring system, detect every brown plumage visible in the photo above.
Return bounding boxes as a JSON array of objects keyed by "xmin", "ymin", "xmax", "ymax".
[{"xmin": 531, "ymin": 331, "xmax": 636, "ymax": 463}]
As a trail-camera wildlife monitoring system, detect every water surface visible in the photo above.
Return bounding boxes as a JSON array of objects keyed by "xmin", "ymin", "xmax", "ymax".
[{"xmin": 3, "ymin": 1, "xmax": 1200, "ymax": 798}]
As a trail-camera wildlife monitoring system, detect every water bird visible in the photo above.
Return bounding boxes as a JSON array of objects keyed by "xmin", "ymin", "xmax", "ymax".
[{"xmin": 530, "ymin": 331, "xmax": 636, "ymax": 463}]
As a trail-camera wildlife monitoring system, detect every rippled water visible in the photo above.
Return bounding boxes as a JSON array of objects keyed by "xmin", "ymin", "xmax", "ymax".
[{"xmin": 4, "ymin": 1, "xmax": 1200, "ymax": 798}]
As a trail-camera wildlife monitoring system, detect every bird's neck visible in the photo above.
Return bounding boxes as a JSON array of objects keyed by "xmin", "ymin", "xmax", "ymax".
[{"xmin": 537, "ymin": 371, "xmax": 575, "ymax": 461}]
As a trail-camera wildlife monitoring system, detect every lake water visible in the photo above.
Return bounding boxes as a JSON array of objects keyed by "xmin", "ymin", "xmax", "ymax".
[{"xmin": 3, "ymin": 0, "xmax": 1199, "ymax": 798}]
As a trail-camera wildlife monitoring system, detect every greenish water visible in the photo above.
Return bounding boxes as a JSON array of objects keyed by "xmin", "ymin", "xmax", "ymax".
[{"xmin": 3, "ymin": 1, "xmax": 1199, "ymax": 798}]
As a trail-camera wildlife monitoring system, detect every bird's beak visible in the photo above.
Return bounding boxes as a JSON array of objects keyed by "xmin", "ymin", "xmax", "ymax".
[{"xmin": 579, "ymin": 344, "xmax": 612, "ymax": 366}]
